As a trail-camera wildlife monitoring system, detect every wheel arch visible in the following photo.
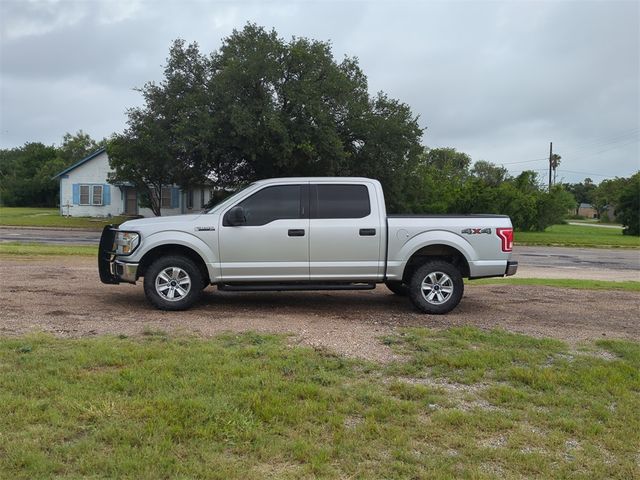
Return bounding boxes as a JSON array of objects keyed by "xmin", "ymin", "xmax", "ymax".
[
  {"xmin": 137, "ymin": 244, "xmax": 210, "ymax": 285},
  {"xmin": 402, "ymin": 243, "xmax": 470, "ymax": 284}
]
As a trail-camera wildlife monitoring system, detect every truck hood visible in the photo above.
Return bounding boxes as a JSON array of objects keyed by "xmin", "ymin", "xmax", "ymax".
[{"xmin": 118, "ymin": 214, "xmax": 202, "ymax": 230}]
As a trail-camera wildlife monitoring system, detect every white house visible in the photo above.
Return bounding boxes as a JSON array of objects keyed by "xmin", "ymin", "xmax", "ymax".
[{"xmin": 54, "ymin": 148, "xmax": 214, "ymax": 217}]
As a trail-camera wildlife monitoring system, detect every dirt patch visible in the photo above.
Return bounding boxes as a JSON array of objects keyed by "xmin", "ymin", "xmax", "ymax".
[{"xmin": 0, "ymin": 256, "xmax": 638, "ymax": 362}]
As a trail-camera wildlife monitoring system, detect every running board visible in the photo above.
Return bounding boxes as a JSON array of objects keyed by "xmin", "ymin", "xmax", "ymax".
[{"xmin": 218, "ymin": 282, "xmax": 376, "ymax": 292}]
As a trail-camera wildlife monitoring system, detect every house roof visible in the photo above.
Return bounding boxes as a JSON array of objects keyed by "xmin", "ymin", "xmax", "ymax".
[
  {"xmin": 579, "ymin": 203, "xmax": 593, "ymax": 209},
  {"xmin": 53, "ymin": 147, "xmax": 106, "ymax": 179}
]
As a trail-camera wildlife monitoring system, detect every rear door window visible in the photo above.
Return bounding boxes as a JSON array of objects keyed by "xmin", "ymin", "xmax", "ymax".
[{"xmin": 312, "ymin": 184, "xmax": 371, "ymax": 219}]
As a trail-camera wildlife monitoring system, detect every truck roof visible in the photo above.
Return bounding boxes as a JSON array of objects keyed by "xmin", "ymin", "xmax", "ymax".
[{"xmin": 254, "ymin": 177, "xmax": 379, "ymax": 184}]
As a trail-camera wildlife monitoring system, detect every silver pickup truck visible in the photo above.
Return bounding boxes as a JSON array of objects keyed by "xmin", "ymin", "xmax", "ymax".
[{"xmin": 99, "ymin": 177, "xmax": 517, "ymax": 313}]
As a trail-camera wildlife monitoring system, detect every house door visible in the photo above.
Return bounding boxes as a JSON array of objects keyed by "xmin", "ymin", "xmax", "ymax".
[{"xmin": 125, "ymin": 189, "xmax": 138, "ymax": 215}]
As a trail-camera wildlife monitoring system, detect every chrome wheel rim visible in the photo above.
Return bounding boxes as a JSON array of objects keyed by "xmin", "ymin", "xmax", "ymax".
[
  {"xmin": 155, "ymin": 267, "xmax": 191, "ymax": 302},
  {"xmin": 421, "ymin": 271, "xmax": 454, "ymax": 305}
]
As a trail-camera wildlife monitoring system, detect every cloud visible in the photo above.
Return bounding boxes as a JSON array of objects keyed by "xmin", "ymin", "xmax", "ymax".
[{"xmin": 0, "ymin": 0, "xmax": 638, "ymax": 183}]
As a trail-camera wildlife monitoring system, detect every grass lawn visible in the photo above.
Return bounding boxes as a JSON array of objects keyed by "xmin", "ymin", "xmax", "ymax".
[
  {"xmin": 0, "ymin": 207, "xmax": 127, "ymax": 229},
  {"xmin": 0, "ymin": 242, "xmax": 98, "ymax": 257},
  {"xmin": 516, "ymin": 224, "xmax": 640, "ymax": 248},
  {"xmin": 470, "ymin": 277, "xmax": 640, "ymax": 292},
  {"xmin": 0, "ymin": 242, "xmax": 97, "ymax": 256},
  {"xmin": 1, "ymin": 329, "xmax": 638, "ymax": 479}
]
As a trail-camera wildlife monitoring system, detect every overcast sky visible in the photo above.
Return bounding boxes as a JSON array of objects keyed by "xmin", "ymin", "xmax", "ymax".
[{"xmin": 1, "ymin": 0, "xmax": 638, "ymax": 183}]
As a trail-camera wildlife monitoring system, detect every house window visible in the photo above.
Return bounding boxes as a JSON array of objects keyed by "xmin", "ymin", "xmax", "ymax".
[
  {"xmin": 92, "ymin": 185, "xmax": 103, "ymax": 206},
  {"xmin": 201, "ymin": 189, "xmax": 206, "ymax": 208},
  {"xmin": 160, "ymin": 186, "xmax": 172, "ymax": 209},
  {"xmin": 79, "ymin": 185, "xmax": 102, "ymax": 206},
  {"xmin": 79, "ymin": 185, "xmax": 90, "ymax": 205}
]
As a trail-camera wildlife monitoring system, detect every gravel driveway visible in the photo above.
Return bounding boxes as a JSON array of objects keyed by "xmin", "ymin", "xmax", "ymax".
[{"xmin": 1, "ymin": 256, "xmax": 638, "ymax": 361}]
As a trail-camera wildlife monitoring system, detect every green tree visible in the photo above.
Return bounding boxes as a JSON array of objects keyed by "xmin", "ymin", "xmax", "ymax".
[
  {"xmin": 534, "ymin": 186, "xmax": 576, "ymax": 231},
  {"xmin": 107, "ymin": 40, "xmax": 213, "ymax": 216},
  {"xmin": 593, "ymin": 177, "xmax": 629, "ymax": 219},
  {"xmin": 424, "ymin": 147, "xmax": 471, "ymax": 173},
  {"xmin": 401, "ymin": 148, "xmax": 471, "ymax": 214},
  {"xmin": 58, "ymin": 131, "xmax": 104, "ymax": 166},
  {"xmin": 471, "ymin": 160, "xmax": 508, "ymax": 186},
  {"xmin": 108, "ymin": 126, "xmax": 177, "ymax": 217},
  {"xmin": 108, "ymin": 24, "xmax": 423, "ymax": 214},
  {"xmin": 39, "ymin": 131, "xmax": 106, "ymax": 191},
  {"xmin": 616, "ymin": 172, "xmax": 640, "ymax": 235},
  {"xmin": 0, "ymin": 131, "xmax": 105, "ymax": 207},
  {"xmin": 563, "ymin": 178, "xmax": 596, "ymax": 215},
  {"xmin": 0, "ymin": 143, "xmax": 58, "ymax": 206}
]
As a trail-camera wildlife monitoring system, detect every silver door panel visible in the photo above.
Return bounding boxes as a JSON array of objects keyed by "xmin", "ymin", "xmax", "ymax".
[{"xmin": 219, "ymin": 218, "xmax": 310, "ymax": 281}]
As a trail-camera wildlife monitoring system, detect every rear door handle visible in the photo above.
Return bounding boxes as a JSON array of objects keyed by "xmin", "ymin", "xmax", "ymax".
[
  {"xmin": 288, "ymin": 229, "xmax": 305, "ymax": 237},
  {"xmin": 359, "ymin": 228, "xmax": 376, "ymax": 236}
]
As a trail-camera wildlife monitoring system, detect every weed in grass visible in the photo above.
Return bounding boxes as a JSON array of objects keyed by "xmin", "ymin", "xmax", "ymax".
[{"xmin": 141, "ymin": 327, "xmax": 169, "ymax": 339}]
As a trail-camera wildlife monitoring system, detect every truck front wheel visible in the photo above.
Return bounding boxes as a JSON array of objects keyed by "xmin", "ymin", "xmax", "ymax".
[
  {"xmin": 408, "ymin": 260, "xmax": 464, "ymax": 314},
  {"xmin": 143, "ymin": 255, "xmax": 203, "ymax": 311}
]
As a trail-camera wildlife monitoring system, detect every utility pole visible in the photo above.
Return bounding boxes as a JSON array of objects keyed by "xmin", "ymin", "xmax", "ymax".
[{"xmin": 548, "ymin": 141, "xmax": 553, "ymax": 190}]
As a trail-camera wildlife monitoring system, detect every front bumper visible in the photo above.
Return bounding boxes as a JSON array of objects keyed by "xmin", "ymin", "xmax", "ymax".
[
  {"xmin": 98, "ymin": 225, "xmax": 138, "ymax": 284},
  {"xmin": 505, "ymin": 260, "xmax": 518, "ymax": 276},
  {"xmin": 111, "ymin": 260, "xmax": 139, "ymax": 283}
]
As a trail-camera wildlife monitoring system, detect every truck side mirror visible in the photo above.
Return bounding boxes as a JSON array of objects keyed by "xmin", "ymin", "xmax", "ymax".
[{"xmin": 225, "ymin": 206, "xmax": 246, "ymax": 226}]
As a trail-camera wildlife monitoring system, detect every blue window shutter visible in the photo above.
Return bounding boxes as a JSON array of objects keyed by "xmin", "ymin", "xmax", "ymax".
[
  {"xmin": 103, "ymin": 184, "xmax": 111, "ymax": 205},
  {"xmin": 72, "ymin": 184, "xmax": 79, "ymax": 205},
  {"xmin": 171, "ymin": 187, "xmax": 180, "ymax": 209}
]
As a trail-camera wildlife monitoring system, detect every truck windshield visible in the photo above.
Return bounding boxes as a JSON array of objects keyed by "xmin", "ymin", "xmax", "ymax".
[{"xmin": 205, "ymin": 183, "xmax": 256, "ymax": 214}]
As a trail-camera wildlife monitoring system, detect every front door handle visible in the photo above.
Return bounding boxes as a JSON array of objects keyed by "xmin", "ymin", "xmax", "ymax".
[
  {"xmin": 288, "ymin": 229, "xmax": 305, "ymax": 237},
  {"xmin": 359, "ymin": 228, "xmax": 376, "ymax": 236}
]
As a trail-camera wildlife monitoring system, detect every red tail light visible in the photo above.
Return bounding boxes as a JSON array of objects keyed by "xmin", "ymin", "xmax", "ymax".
[{"xmin": 496, "ymin": 228, "xmax": 513, "ymax": 252}]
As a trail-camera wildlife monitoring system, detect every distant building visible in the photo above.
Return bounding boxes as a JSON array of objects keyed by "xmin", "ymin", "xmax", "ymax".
[
  {"xmin": 577, "ymin": 203, "xmax": 598, "ymax": 219},
  {"xmin": 53, "ymin": 148, "xmax": 213, "ymax": 217}
]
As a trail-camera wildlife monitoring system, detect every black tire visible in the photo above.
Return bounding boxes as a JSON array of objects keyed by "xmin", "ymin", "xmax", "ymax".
[
  {"xmin": 408, "ymin": 260, "xmax": 464, "ymax": 314},
  {"xmin": 385, "ymin": 281, "xmax": 408, "ymax": 296},
  {"xmin": 143, "ymin": 255, "xmax": 203, "ymax": 311}
]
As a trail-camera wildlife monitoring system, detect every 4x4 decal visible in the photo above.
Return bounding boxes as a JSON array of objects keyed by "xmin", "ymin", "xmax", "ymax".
[{"xmin": 461, "ymin": 228, "xmax": 491, "ymax": 234}]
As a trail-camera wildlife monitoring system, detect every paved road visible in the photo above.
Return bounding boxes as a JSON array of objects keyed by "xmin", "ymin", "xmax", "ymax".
[
  {"xmin": 0, "ymin": 227, "xmax": 101, "ymax": 245},
  {"xmin": 1, "ymin": 227, "xmax": 639, "ymax": 277},
  {"xmin": 512, "ymin": 245, "xmax": 640, "ymax": 272}
]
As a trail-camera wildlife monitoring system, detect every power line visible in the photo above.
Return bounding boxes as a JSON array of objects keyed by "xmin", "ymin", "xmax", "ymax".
[
  {"xmin": 504, "ymin": 167, "xmax": 634, "ymax": 180},
  {"xmin": 506, "ymin": 167, "xmax": 549, "ymax": 174},
  {"xmin": 499, "ymin": 157, "xmax": 548, "ymax": 166},
  {"xmin": 560, "ymin": 128, "xmax": 639, "ymax": 153},
  {"xmin": 556, "ymin": 169, "xmax": 624, "ymax": 178},
  {"xmin": 594, "ymin": 138, "xmax": 639, "ymax": 154}
]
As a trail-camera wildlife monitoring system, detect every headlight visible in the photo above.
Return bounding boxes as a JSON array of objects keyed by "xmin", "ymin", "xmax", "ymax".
[{"xmin": 113, "ymin": 231, "xmax": 140, "ymax": 256}]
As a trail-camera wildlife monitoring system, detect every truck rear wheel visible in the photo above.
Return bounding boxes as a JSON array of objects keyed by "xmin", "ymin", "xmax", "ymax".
[
  {"xmin": 385, "ymin": 281, "xmax": 408, "ymax": 296},
  {"xmin": 408, "ymin": 260, "xmax": 464, "ymax": 314},
  {"xmin": 143, "ymin": 255, "xmax": 203, "ymax": 311}
]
